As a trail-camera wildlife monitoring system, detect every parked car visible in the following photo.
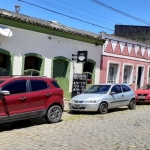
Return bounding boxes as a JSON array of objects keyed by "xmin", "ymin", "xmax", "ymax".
[
  {"xmin": 69, "ymin": 84, "xmax": 136, "ymax": 114},
  {"xmin": 0, "ymin": 76, "xmax": 64, "ymax": 124},
  {"xmin": 135, "ymin": 84, "xmax": 150, "ymax": 103}
]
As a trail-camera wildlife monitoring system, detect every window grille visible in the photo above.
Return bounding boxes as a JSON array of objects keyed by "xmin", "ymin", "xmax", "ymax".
[
  {"xmin": 107, "ymin": 64, "xmax": 118, "ymax": 83},
  {"xmin": 123, "ymin": 65, "xmax": 132, "ymax": 84}
]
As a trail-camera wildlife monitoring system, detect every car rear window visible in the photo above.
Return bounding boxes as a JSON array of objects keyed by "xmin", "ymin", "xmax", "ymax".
[{"xmin": 51, "ymin": 81, "xmax": 60, "ymax": 88}]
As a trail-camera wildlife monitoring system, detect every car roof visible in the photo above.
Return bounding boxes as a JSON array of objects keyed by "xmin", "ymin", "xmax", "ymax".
[
  {"xmin": 0, "ymin": 76, "xmax": 55, "ymax": 81},
  {"xmin": 94, "ymin": 83, "xmax": 130, "ymax": 86}
]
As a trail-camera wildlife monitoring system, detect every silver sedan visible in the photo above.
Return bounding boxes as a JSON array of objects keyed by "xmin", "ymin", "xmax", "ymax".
[{"xmin": 69, "ymin": 84, "xmax": 136, "ymax": 114}]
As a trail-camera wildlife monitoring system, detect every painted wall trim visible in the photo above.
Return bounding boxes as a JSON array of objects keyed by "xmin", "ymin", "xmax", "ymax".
[
  {"xmin": 103, "ymin": 52, "xmax": 150, "ymax": 63},
  {"xmin": 0, "ymin": 17, "xmax": 104, "ymax": 45}
]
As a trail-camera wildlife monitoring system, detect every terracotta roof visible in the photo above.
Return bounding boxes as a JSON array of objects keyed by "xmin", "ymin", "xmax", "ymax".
[{"xmin": 0, "ymin": 9, "xmax": 100, "ymax": 39}]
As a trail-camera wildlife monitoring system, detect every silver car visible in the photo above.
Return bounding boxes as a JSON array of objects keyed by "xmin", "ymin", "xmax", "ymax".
[{"xmin": 69, "ymin": 84, "xmax": 136, "ymax": 114}]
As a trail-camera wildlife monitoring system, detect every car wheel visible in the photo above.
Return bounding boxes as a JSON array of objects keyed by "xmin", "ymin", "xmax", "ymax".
[
  {"xmin": 128, "ymin": 99, "xmax": 136, "ymax": 109},
  {"xmin": 46, "ymin": 105, "xmax": 62, "ymax": 123},
  {"xmin": 98, "ymin": 102, "xmax": 108, "ymax": 114}
]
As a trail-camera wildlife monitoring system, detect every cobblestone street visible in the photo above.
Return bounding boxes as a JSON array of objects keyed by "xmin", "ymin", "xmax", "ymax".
[{"xmin": 0, "ymin": 104, "xmax": 150, "ymax": 150}]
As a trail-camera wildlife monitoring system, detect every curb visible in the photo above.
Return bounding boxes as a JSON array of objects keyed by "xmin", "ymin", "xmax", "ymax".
[{"xmin": 64, "ymin": 100, "xmax": 70, "ymax": 112}]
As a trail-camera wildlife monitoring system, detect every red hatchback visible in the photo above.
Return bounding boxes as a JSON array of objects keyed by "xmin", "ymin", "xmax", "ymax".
[
  {"xmin": 0, "ymin": 76, "xmax": 64, "ymax": 124},
  {"xmin": 135, "ymin": 84, "xmax": 150, "ymax": 103}
]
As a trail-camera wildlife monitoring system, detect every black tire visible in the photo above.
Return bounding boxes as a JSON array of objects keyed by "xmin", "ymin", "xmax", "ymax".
[
  {"xmin": 46, "ymin": 105, "xmax": 62, "ymax": 123},
  {"xmin": 128, "ymin": 99, "xmax": 136, "ymax": 109},
  {"xmin": 98, "ymin": 102, "xmax": 108, "ymax": 114}
]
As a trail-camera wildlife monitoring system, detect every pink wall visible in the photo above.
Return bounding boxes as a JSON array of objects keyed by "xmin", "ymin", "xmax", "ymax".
[{"xmin": 100, "ymin": 55, "xmax": 149, "ymax": 91}]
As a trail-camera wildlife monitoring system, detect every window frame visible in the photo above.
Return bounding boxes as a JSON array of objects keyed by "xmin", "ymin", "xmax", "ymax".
[
  {"xmin": 111, "ymin": 85, "xmax": 122, "ymax": 94},
  {"xmin": 28, "ymin": 80, "xmax": 50, "ymax": 92},
  {"xmin": 2, "ymin": 80, "xmax": 28, "ymax": 95},
  {"xmin": 121, "ymin": 84, "xmax": 131, "ymax": 92},
  {"xmin": 122, "ymin": 63, "xmax": 134, "ymax": 85},
  {"xmin": 106, "ymin": 61, "xmax": 121, "ymax": 83},
  {"xmin": 83, "ymin": 60, "xmax": 95, "ymax": 85},
  {"xmin": 147, "ymin": 66, "xmax": 150, "ymax": 83}
]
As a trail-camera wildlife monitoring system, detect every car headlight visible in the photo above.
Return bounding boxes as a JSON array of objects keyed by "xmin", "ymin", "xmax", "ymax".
[{"xmin": 85, "ymin": 100, "xmax": 97, "ymax": 103}]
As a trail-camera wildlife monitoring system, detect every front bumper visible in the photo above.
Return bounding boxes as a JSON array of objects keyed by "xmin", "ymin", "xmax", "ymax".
[
  {"xmin": 68, "ymin": 102, "xmax": 99, "ymax": 112},
  {"xmin": 136, "ymin": 95, "xmax": 150, "ymax": 102}
]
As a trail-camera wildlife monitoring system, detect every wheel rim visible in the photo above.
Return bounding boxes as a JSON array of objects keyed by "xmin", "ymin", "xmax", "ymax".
[
  {"xmin": 50, "ymin": 107, "xmax": 61, "ymax": 121},
  {"xmin": 130, "ymin": 100, "xmax": 136, "ymax": 108},
  {"xmin": 101, "ymin": 103, "xmax": 107, "ymax": 113}
]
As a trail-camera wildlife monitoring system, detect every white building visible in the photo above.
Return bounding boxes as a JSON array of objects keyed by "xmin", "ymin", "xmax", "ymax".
[{"xmin": 0, "ymin": 9, "xmax": 104, "ymax": 99}]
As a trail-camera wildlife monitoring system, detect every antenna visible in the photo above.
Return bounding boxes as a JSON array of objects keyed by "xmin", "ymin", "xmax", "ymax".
[{"xmin": 15, "ymin": 5, "xmax": 21, "ymax": 13}]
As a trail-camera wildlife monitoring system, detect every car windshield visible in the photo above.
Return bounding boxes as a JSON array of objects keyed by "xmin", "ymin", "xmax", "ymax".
[
  {"xmin": 140, "ymin": 84, "xmax": 150, "ymax": 90},
  {"xmin": 85, "ymin": 85, "xmax": 111, "ymax": 94}
]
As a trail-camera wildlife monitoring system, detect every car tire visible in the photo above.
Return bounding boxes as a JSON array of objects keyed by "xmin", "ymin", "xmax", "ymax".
[
  {"xmin": 98, "ymin": 102, "xmax": 108, "ymax": 114},
  {"xmin": 128, "ymin": 99, "xmax": 136, "ymax": 109},
  {"xmin": 46, "ymin": 105, "xmax": 62, "ymax": 123}
]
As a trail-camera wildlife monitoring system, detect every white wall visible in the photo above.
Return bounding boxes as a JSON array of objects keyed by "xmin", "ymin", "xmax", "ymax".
[{"xmin": 0, "ymin": 26, "xmax": 102, "ymax": 91}]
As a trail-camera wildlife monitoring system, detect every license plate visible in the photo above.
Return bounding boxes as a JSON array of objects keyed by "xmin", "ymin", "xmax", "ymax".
[
  {"xmin": 138, "ymin": 96, "xmax": 145, "ymax": 99},
  {"xmin": 72, "ymin": 105, "xmax": 81, "ymax": 108}
]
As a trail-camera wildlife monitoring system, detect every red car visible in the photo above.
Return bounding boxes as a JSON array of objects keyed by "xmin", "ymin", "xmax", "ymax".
[
  {"xmin": 0, "ymin": 76, "xmax": 64, "ymax": 124},
  {"xmin": 135, "ymin": 84, "xmax": 150, "ymax": 103}
]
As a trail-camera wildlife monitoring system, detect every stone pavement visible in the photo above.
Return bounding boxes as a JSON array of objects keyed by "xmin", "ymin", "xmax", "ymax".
[{"xmin": 0, "ymin": 104, "xmax": 150, "ymax": 150}]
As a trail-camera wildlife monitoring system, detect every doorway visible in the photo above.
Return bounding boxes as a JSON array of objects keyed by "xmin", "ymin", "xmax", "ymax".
[{"xmin": 136, "ymin": 66, "xmax": 144, "ymax": 89}]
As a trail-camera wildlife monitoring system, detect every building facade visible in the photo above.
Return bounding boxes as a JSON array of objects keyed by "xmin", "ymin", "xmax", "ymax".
[
  {"xmin": 100, "ymin": 32, "xmax": 150, "ymax": 91},
  {"xmin": 0, "ymin": 9, "xmax": 104, "ymax": 99}
]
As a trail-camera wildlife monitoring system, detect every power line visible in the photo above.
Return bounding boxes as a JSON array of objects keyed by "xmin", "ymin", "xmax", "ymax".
[
  {"xmin": 33, "ymin": 0, "xmax": 114, "ymax": 27},
  {"xmin": 18, "ymin": 0, "xmax": 114, "ymax": 31},
  {"xmin": 90, "ymin": 0, "xmax": 150, "ymax": 26},
  {"xmin": 58, "ymin": 0, "xmax": 121, "ymax": 24}
]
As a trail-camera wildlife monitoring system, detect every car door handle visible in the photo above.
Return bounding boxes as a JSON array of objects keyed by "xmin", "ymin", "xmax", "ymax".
[
  {"xmin": 122, "ymin": 95, "xmax": 124, "ymax": 97},
  {"xmin": 19, "ymin": 97, "xmax": 26, "ymax": 101},
  {"xmin": 45, "ymin": 93, "xmax": 51, "ymax": 97}
]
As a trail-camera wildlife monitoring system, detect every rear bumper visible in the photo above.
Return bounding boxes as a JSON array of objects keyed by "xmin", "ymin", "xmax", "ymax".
[{"xmin": 68, "ymin": 102, "xmax": 99, "ymax": 112}]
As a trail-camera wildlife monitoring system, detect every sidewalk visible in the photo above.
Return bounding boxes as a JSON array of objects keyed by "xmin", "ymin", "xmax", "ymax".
[{"xmin": 64, "ymin": 100, "xmax": 70, "ymax": 112}]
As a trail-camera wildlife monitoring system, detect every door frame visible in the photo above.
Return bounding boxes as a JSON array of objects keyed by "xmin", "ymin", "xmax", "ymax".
[{"xmin": 135, "ymin": 65, "xmax": 145, "ymax": 90}]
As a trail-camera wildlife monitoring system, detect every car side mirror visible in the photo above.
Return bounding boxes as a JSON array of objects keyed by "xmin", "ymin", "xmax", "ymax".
[
  {"xmin": 0, "ymin": 90, "xmax": 10, "ymax": 96},
  {"xmin": 110, "ymin": 91, "xmax": 116, "ymax": 95}
]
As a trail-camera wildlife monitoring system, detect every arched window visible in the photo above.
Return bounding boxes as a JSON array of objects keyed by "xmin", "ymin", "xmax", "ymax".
[
  {"xmin": 83, "ymin": 60, "xmax": 95, "ymax": 84},
  {"xmin": 0, "ymin": 50, "xmax": 13, "ymax": 76},
  {"xmin": 23, "ymin": 55, "xmax": 43, "ymax": 76},
  {"xmin": 53, "ymin": 58, "xmax": 69, "ymax": 78}
]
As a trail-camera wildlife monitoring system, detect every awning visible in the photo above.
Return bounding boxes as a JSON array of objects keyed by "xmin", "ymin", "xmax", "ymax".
[{"xmin": 0, "ymin": 25, "xmax": 12, "ymax": 37}]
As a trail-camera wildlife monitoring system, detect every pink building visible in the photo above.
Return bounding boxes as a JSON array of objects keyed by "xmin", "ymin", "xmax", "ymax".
[{"xmin": 100, "ymin": 32, "xmax": 150, "ymax": 91}]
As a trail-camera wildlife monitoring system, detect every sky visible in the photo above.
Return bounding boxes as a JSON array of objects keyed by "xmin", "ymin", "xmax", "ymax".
[{"xmin": 1, "ymin": 0, "xmax": 150, "ymax": 35}]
